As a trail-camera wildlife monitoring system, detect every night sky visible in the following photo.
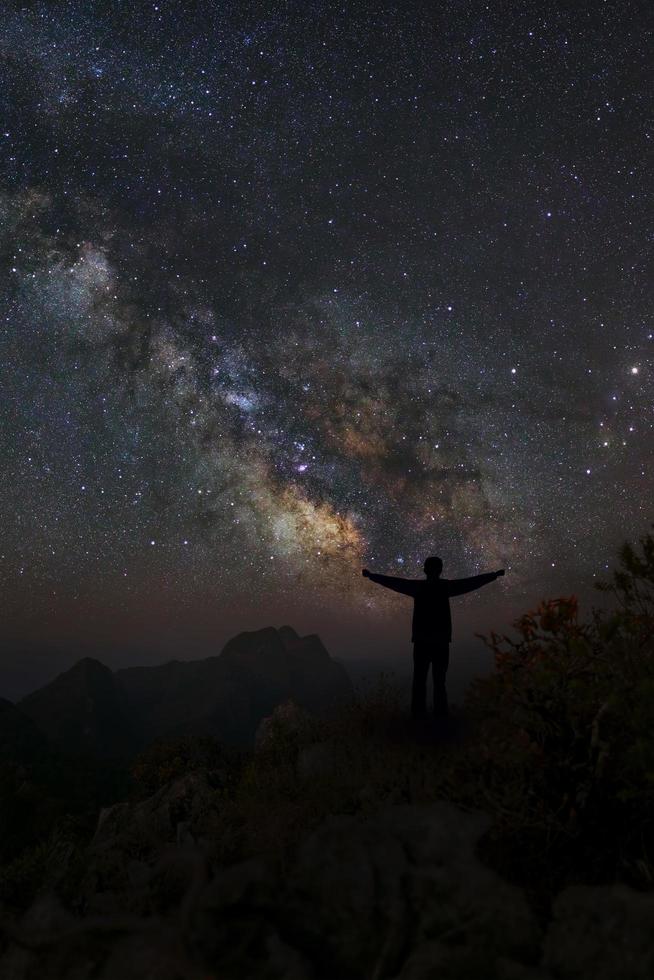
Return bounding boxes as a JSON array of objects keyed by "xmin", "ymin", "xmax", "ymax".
[{"xmin": 1, "ymin": 1, "xmax": 651, "ymax": 696}]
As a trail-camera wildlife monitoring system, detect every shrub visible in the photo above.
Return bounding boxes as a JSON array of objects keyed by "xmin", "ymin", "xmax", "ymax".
[
  {"xmin": 130, "ymin": 734, "xmax": 243, "ymax": 798},
  {"xmin": 461, "ymin": 529, "xmax": 654, "ymax": 894}
]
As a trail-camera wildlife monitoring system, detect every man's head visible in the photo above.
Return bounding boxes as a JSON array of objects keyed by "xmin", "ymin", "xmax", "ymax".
[{"xmin": 423, "ymin": 556, "xmax": 443, "ymax": 579}]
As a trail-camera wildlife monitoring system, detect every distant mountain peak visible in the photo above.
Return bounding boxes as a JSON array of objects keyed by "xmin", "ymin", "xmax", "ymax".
[
  {"xmin": 278, "ymin": 625, "xmax": 300, "ymax": 647},
  {"xmin": 19, "ymin": 655, "xmax": 133, "ymax": 758},
  {"xmin": 67, "ymin": 656, "xmax": 113, "ymax": 675},
  {"xmin": 18, "ymin": 626, "xmax": 353, "ymax": 753}
]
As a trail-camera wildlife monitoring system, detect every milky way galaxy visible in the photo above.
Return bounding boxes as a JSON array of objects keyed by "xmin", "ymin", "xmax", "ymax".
[{"xmin": 1, "ymin": 1, "xmax": 652, "ymax": 687}]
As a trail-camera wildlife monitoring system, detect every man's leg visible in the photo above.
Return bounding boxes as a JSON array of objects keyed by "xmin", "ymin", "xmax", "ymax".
[
  {"xmin": 411, "ymin": 643, "xmax": 430, "ymax": 719},
  {"xmin": 432, "ymin": 642, "xmax": 450, "ymax": 717}
]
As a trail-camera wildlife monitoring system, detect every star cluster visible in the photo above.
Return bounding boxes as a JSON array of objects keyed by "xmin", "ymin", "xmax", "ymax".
[{"xmin": 1, "ymin": 1, "xmax": 651, "ymax": 664}]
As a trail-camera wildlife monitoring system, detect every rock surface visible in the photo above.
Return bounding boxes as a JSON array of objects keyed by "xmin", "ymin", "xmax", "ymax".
[
  {"xmin": 541, "ymin": 883, "xmax": 654, "ymax": 979},
  {"xmin": 279, "ymin": 802, "xmax": 542, "ymax": 978},
  {"xmin": 3, "ymin": 793, "xmax": 654, "ymax": 978}
]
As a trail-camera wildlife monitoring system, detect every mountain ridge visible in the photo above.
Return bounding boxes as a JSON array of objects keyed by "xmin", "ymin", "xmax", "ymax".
[{"xmin": 15, "ymin": 625, "xmax": 353, "ymax": 755}]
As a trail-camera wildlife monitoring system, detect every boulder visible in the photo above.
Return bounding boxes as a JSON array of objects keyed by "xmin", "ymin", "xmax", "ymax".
[
  {"xmin": 91, "ymin": 771, "xmax": 214, "ymax": 853},
  {"xmin": 541, "ymin": 883, "xmax": 654, "ymax": 979},
  {"xmin": 196, "ymin": 801, "xmax": 542, "ymax": 978},
  {"xmin": 254, "ymin": 699, "xmax": 316, "ymax": 753}
]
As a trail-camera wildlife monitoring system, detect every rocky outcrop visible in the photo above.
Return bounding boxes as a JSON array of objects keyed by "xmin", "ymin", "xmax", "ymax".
[
  {"xmin": 3, "ymin": 790, "xmax": 654, "ymax": 979},
  {"xmin": 540, "ymin": 883, "xmax": 654, "ymax": 979},
  {"xmin": 276, "ymin": 803, "xmax": 542, "ymax": 978},
  {"xmin": 254, "ymin": 699, "xmax": 317, "ymax": 751},
  {"xmin": 79, "ymin": 772, "xmax": 218, "ymax": 910}
]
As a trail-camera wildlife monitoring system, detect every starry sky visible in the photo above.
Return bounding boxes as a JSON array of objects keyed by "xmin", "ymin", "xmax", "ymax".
[{"xmin": 1, "ymin": 1, "xmax": 652, "ymax": 695}]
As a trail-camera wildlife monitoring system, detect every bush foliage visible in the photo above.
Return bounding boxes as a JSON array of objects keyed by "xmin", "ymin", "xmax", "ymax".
[{"xmin": 462, "ymin": 527, "xmax": 654, "ymax": 893}]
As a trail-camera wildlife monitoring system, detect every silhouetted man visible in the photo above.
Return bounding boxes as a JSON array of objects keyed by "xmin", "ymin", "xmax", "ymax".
[{"xmin": 362, "ymin": 557, "xmax": 505, "ymax": 719}]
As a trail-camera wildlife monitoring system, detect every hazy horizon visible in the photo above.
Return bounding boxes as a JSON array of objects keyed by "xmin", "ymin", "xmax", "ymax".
[{"xmin": 2, "ymin": 568, "xmax": 612, "ymax": 702}]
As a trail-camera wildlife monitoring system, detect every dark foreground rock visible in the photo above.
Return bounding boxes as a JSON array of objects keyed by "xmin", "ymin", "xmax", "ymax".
[{"xmin": 4, "ymin": 794, "xmax": 652, "ymax": 980}]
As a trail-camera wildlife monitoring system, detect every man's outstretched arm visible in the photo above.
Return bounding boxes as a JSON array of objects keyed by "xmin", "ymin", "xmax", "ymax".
[
  {"xmin": 447, "ymin": 569, "xmax": 505, "ymax": 597},
  {"xmin": 362, "ymin": 569, "xmax": 418, "ymax": 597}
]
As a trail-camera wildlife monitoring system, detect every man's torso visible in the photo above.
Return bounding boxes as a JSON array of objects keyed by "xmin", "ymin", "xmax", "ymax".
[{"xmin": 411, "ymin": 579, "xmax": 452, "ymax": 643}]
